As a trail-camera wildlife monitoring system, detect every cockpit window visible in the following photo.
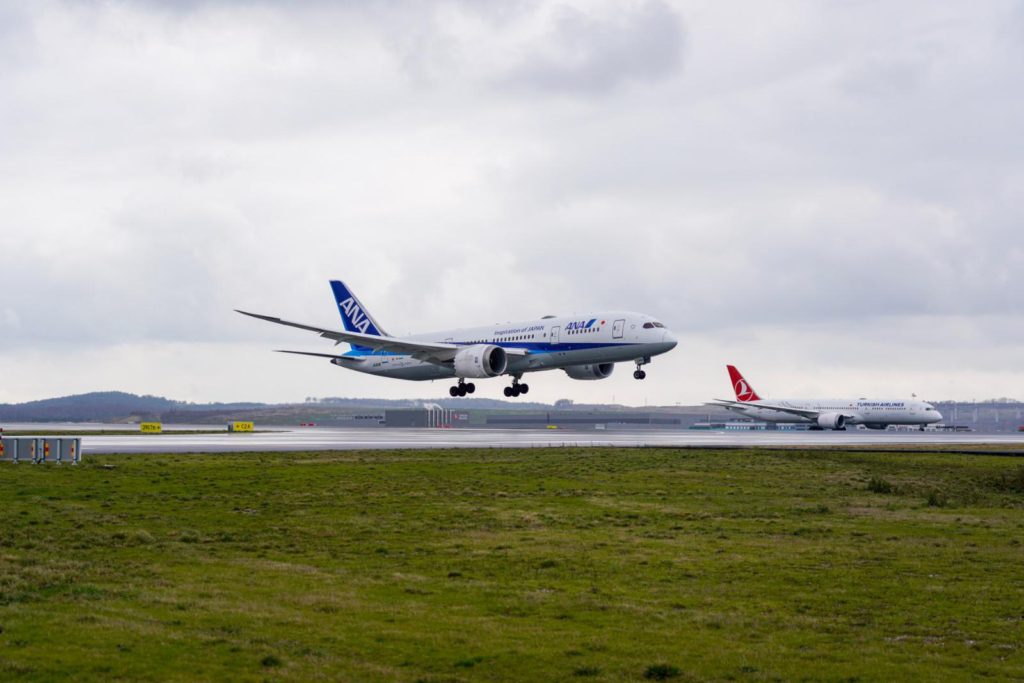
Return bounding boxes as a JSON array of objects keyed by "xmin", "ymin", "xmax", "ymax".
[{"xmin": 643, "ymin": 321, "xmax": 665, "ymax": 329}]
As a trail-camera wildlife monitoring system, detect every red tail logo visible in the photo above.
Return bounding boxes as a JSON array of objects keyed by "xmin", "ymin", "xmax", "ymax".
[{"xmin": 727, "ymin": 365, "xmax": 761, "ymax": 402}]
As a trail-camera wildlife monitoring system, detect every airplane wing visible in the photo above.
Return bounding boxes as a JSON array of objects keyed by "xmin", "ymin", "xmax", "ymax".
[
  {"xmin": 238, "ymin": 310, "xmax": 529, "ymax": 365},
  {"xmin": 706, "ymin": 399, "xmax": 822, "ymax": 419}
]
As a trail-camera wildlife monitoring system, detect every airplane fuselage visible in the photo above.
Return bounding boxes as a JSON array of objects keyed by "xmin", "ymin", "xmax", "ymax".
[
  {"xmin": 332, "ymin": 312, "xmax": 676, "ymax": 381},
  {"xmin": 725, "ymin": 399, "xmax": 941, "ymax": 427}
]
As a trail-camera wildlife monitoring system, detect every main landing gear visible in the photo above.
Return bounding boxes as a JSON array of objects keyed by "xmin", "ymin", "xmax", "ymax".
[
  {"xmin": 449, "ymin": 380, "xmax": 476, "ymax": 397},
  {"xmin": 633, "ymin": 356, "xmax": 650, "ymax": 380},
  {"xmin": 503, "ymin": 377, "xmax": 529, "ymax": 398}
]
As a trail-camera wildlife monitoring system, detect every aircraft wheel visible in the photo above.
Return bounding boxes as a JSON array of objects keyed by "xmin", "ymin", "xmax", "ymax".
[
  {"xmin": 449, "ymin": 386, "xmax": 459, "ymax": 397},
  {"xmin": 466, "ymin": 383, "xmax": 476, "ymax": 394},
  {"xmin": 519, "ymin": 384, "xmax": 529, "ymax": 394},
  {"xmin": 503, "ymin": 386, "xmax": 513, "ymax": 398},
  {"xmin": 458, "ymin": 385, "xmax": 468, "ymax": 397}
]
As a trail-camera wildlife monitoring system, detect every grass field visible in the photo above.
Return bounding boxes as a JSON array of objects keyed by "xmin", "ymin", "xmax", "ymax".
[{"xmin": 1, "ymin": 448, "xmax": 1023, "ymax": 681}]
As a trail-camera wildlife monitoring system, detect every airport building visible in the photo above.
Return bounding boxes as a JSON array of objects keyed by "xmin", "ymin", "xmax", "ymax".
[
  {"xmin": 689, "ymin": 420, "xmax": 809, "ymax": 431},
  {"xmin": 485, "ymin": 411, "xmax": 682, "ymax": 429},
  {"xmin": 385, "ymin": 406, "xmax": 470, "ymax": 428}
]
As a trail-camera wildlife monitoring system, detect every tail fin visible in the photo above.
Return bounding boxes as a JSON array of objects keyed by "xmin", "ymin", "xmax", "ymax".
[
  {"xmin": 727, "ymin": 365, "xmax": 761, "ymax": 402},
  {"xmin": 329, "ymin": 280, "xmax": 388, "ymax": 337}
]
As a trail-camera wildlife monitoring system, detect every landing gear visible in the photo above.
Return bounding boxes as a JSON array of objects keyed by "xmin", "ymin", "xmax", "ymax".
[
  {"xmin": 503, "ymin": 377, "xmax": 529, "ymax": 398},
  {"xmin": 449, "ymin": 380, "xmax": 476, "ymax": 397},
  {"xmin": 633, "ymin": 357, "xmax": 650, "ymax": 380}
]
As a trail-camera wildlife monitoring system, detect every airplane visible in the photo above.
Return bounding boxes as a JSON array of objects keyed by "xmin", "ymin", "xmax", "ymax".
[
  {"xmin": 237, "ymin": 280, "xmax": 678, "ymax": 397},
  {"xmin": 706, "ymin": 365, "xmax": 943, "ymax": 430}
]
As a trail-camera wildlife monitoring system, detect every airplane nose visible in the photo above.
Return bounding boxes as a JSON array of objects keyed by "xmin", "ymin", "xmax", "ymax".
[
  {"xmin": 662, "ymin": 330, "xmax": 678, "ymax": 348},
  {"xmin": 932, "ymin": 410, "xmax": 943, "ymax": 423}
]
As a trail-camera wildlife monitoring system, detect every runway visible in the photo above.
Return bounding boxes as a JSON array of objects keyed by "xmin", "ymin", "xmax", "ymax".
[{"xmin": 76, "ymin": 427, "xmax": 1024, "ymax": 454}]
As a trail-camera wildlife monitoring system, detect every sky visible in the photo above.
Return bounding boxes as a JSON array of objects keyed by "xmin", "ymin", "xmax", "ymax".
[{"xmin": 1, "ymin": 0, "xmax": 1022, "ymax": 406}]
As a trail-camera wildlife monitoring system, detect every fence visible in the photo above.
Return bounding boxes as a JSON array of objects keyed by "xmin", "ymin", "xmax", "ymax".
[{"xmin": 0, "ymin": 437, "xmax": 82, "ymax": 464}]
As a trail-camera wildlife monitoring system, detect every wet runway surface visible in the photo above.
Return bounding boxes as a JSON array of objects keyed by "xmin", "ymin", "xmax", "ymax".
[{"xmin": 75, "ymin": 427, "xmax": 1024, "ymax": 453}]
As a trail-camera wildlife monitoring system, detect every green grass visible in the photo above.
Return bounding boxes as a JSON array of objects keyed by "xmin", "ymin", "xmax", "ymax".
[{"xmin": 1, "ymin": 448, "xmax": 1023, "ymax": 681}]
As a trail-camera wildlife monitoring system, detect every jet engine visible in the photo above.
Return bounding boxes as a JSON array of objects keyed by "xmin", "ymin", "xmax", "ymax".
[
  {"xmin": 563, "ymin": 363, "xmax": 615, "ymax": 380},
  {"xmin": 453, "ymin": 344, "xmax": 507, "ymax": 378},
  {"xmin": 816, "ymin": 413, "xmax": 847, "ymax": 430}
]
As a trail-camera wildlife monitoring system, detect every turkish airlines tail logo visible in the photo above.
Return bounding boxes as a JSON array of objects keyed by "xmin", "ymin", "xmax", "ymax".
[{"xmin": 727, "ymin": 365, "xmax": 761, "ymax": 402}]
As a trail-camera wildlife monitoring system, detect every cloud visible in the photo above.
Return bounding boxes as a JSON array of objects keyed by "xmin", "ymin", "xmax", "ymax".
[
  {"xmin": 499, "ymin": 1, "xmax": 684, "ymax": 94},
  {"xmin": 0, "ymin": 0, "xmax": 1021, "ymax": 404}
]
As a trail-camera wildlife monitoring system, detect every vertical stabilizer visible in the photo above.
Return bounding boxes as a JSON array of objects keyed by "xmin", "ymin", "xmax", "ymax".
[
  {"xmin": 727, "ymin": 365, "xmax": 761, "ymax": 402},
  {"xmin": 329, "ymin": 280, "xmax": 388, "ymax": 337}
]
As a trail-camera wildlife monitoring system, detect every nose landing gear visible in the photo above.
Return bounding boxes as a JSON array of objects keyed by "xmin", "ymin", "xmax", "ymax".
[
  {"xmin": 449, "ymin": 379, "xmax": 476, "ymax": 397},
  {"xmin": 633, "ymin": 356, "xmax": 651, "ymax": 380},
  {"xmin": 503, "ymin": 377, "xmax": 529, "ymax": 398}
]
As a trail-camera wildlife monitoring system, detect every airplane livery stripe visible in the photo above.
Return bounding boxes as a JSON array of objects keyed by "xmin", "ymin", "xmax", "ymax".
[{"xmin": 342, "ymin": 341, "xmax": 636, "ymax": 358}]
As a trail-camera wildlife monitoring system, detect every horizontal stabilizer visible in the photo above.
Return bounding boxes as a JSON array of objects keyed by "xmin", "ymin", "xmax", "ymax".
[{"xmin": 275, "ymin": 350, "xmax": 364, "ymax": 362}]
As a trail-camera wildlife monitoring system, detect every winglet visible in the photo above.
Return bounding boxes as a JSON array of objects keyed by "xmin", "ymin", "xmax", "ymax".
[{"xmin": 727, "ymin": 365, "xmax": 761, "ymax": 402}]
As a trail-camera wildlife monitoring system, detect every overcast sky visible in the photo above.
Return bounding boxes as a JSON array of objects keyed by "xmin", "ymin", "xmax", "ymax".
[{"xmin": 1, "ymin": 0, "xmax": 1022, "ymax": 406}]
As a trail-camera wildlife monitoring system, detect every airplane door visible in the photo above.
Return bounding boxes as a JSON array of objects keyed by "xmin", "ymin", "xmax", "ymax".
[
  {"xmin": 612, "ymin": 319, "xmax": 625, "ymax": 339},
  {"xmin": 550, "ymin": 326, "xmax": 560, "ymax": 345}
]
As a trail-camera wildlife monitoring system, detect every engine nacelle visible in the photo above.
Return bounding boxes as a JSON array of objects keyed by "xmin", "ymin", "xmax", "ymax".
[
  {"xmin": 563, "ymin": 363, "xmax": 615, "ymax": 380},
  {"xmin": 453, "ymin": 344, "xmax": 507, "ymax": 378},
  {"xmin": 816, "ymin": 412, "xmax": 847, "ymax": 430}
]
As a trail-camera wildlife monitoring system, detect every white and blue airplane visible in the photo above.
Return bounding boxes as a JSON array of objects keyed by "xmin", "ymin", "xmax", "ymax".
[
  {"xmin": 707, "ymin": 365, "xmax": 943, "ymax": 430},
  {"xmin": 237, "ymin": 280, "xmax": 678, "ymax": 397}
]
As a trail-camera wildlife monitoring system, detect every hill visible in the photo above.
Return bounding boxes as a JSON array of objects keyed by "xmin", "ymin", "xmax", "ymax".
[{"xmin": 0, "ymin": 392, "xmax": 264, "ymax": 423}]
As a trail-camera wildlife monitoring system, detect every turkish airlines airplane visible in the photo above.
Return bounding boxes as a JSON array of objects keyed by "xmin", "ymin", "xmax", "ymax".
[
  {"xmin": 238, "ymin": 280, "xmax": 678, "ymax": 398},
  {"xmin": 708, "ymin": 365, "xmax": 943, "ymax": 430}
]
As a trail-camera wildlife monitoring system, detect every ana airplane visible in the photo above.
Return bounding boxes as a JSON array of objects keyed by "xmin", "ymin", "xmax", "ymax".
[
  {"xmin": 707, "ymin": 365, "xmax": 943, "ymax": 430},
  {"xmin": 237, "ymin": 280, "xmax": 678, "ymax": 398}
]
